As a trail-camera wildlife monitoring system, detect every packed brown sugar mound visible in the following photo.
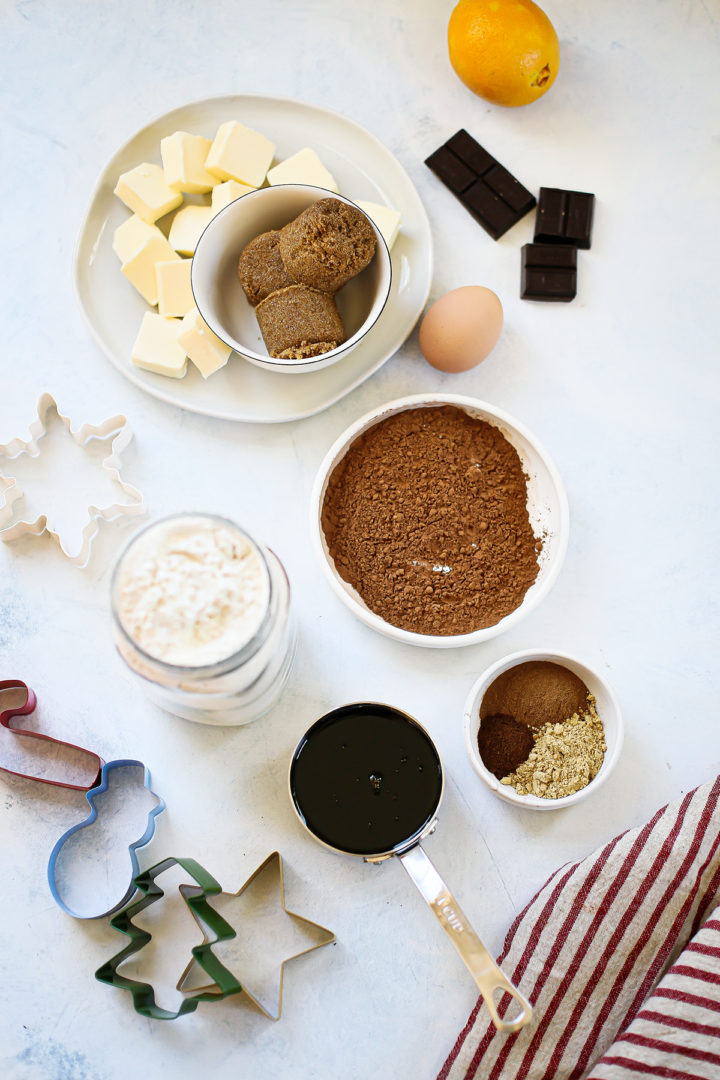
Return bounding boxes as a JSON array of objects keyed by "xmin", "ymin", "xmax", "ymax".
[
  {"xmin": 279, "ymin": 198, "xmax": 376, "ymax": 293},
  {"xmin": 321, "ymin": 405, "xmax": 542, "ymax": 635},
  {"xmin": 255, "ymin": 284, "xmax": 345, "ymax": 359},
  {"xmin": 236, "ymin": 230, "xmax": 295, "ymax": 305}
]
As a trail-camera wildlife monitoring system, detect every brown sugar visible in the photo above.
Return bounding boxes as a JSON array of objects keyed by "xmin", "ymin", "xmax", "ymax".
[
  {"xmin": 279, "ymin": 198, "xmax": 376, "ymax": 293},
  {"xmin": 237, "ymin": 230, "xmax": 295, "ymax": 306},
  {"xmin": 255, "ymin": 284, "xmax": 345, "ymax": 360},
  {"xmin": 321, "ymin": 405, "xmax": 542, "ymax": 635}
]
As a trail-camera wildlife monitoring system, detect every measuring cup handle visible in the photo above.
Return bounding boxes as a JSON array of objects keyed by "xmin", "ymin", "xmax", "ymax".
[{"xmin": 398, "ymin": 844, "xmax": 532, "ymax": 1034}]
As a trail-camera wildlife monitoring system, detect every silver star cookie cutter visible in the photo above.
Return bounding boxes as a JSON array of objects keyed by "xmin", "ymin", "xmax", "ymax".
[{"xmin": 0, "ymin": 392, "xmax": 145, "ymax": 567}]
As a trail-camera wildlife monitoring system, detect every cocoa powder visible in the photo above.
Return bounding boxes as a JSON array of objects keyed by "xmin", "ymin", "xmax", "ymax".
[{"xmin": 321, "ymin": 405, "xmax": 541, "ymax": 635}]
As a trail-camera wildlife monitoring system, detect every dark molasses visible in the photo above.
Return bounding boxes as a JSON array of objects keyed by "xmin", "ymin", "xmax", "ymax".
[{"xmin": 290, "ymin": 704, "xmax": 443, "ymax": 857}]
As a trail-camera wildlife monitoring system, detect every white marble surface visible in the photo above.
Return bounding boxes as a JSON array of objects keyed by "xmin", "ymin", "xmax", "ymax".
[{"xmin": 1, "ymin": 1, "xmax": 719, "ymax": 1078}]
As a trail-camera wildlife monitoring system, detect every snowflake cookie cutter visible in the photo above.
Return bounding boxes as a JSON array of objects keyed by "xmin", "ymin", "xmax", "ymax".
[{"xmin": 0, "ymin": 392, "xmax": 145, "ymax": 567}]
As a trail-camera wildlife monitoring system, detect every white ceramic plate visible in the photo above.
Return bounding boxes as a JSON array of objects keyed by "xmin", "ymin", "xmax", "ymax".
[{"xmin": 74, "ymin": 94, "xmax": 433, "ymax": 423}]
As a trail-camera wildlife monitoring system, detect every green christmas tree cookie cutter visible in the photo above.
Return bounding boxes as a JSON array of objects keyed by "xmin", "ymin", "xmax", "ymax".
[{"xmin": 95, "ymin": 856, "xmax": 243, "ymax": 1020}]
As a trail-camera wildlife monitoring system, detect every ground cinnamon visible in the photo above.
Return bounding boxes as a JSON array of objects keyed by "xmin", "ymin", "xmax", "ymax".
[
  {"xmin": 480, "ymin": 661, "xmax": 589, "ymax": 730},
  {"xmin": 321, "ymin": 405, "xmax": 541, "ymax": 635}
]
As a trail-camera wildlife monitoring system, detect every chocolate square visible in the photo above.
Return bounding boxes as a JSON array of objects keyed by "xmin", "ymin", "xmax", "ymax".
[
  {"xmin": 425, "ymin": 130, "xmax": 536, "ymax": 240},
  {"xmin": 445, "ymin": 130, "xmax": 495, "ymax": 176},
  {"xmin": 483, "ymin": 164, "xmax": 535, "ymax": 215},
  {"xmin": 424, "ymin": 147, "xmax": 475, "ymax": 195},
  {"xmin": 521, "ymin": 243, "xmax": 577, "ymax": 302},
  {"xmin": 462, "ymin": 181, "xmax": 518, "ymax": 240},
  {"xmin": 534, "ymin": 187, "xmax": 595, "ymax": 249}
]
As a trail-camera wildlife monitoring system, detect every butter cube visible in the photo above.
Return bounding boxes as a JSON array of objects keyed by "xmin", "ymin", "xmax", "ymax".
[
  {"xmin": 113, "ymin": 215, "xmax": 164, "ymax": 263},
  {"xmin": 131, "ymin": 313, "xmax": 187, "ymax": 378},
  {"xmin": 160, "ymin": 131, "xmax": 218, "ymax": 194},
  {"xmin": 177, "ymin": 306, "xmax": 232, "ymax": 379},
  {"xmin": 267, "ymin": 148, "xmax": 338, "ymax": 192},
  {"xmin": 156, "ymin": 259, "xmax": 194, "ymax": 318},
  {"xmin": 168, "ymin": 205, "xmax": 215, "ymax": 256},
  {"xmin": 211, "ymin": 179, "xmax": 255, "ymax": 215},
  {"xmin": 114, "ymin": 163, "xmax": 183, "ymax": 223},
  {"xmin": 121, "ymin": 234, "xmax": 181, "ymax": 305},
  {"xmin": 355, "ymin": 200, "xmax": 402, "ymax": 250},
  {"xmin": 205, "ymin": 121, "xmax": 275, "ymax": 187}
]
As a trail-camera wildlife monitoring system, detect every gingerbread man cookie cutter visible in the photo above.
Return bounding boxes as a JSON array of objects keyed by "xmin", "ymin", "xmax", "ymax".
[{"xmin": 0, "ymin": 392, "xmax": 145, "ymax": 566}]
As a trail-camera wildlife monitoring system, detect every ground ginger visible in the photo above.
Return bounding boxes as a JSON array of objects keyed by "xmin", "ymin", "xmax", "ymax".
[{"xmin": 501, "ymin": 694, "xmax": 606, "ymax": 798}]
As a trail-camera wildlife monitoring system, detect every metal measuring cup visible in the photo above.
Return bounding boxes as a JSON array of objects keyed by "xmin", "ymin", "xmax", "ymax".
[{"xmin": 288, "ymin": 702, "xmax": 532, "ymax": 1033}]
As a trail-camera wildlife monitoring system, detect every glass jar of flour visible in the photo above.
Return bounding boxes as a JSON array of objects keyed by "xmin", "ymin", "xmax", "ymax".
[{"xmin": 110, "ymin": 514, "xmax": 295, "ymax": 725}]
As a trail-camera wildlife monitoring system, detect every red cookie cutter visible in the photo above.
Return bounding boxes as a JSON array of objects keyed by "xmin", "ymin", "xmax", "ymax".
[{"xmin": 0, "ymin": 679, "xmax": 103, "ymax": 791}]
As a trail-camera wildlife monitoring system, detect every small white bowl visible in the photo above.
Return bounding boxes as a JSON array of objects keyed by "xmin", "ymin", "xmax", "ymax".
[
  {"xmin": 463, "ymin": 649, "xmax": 624, "ymax": 810},
  {"xmin": 191, "ymin": 184, "xmax": 392, "ymax": 374},
  {"xmin": 310, "ymin": 394, "xmax": 570, "ymax": 648}
]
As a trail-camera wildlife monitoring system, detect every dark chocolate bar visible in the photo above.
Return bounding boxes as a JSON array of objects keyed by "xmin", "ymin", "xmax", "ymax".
[
  {"xmin": 521, "ymin": 243, "xmax": 577, "ymax": 302},
  {"xmin": 534, "ymin": 187, "xmax": 595, "ymax": 249},
  {"xmin": 425, "ymin": 130, "xmax": 536, "ymax": 240}
]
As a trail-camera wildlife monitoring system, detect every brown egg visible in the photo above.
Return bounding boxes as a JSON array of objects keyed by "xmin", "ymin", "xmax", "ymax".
[{"xmin": 419, "ymin": 286, "xmax": 503, "ymax": 372}]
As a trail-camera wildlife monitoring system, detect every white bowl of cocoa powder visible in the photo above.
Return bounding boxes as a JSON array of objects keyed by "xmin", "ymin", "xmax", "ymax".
[
  {"xmin": 463, "ymin": 650, "xmax": 624, "ymax": 810},
  {"xmin": 311, "ymin": 394, "xmax": 570, "ymax": 648}
]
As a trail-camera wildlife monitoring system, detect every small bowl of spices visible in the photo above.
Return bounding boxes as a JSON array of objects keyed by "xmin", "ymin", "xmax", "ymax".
[
  {"xmin": 311, "ymin": 394, "xmax": 569, "ymax": 647},
  {"xmin": 463, "ymin": 650, "xmax": 623, "ymax": 810}
]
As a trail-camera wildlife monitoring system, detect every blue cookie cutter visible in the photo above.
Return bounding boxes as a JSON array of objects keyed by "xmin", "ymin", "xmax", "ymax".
[{"xmin": 47, "ymin": 759, "xmax": 166, "ymax": 919}]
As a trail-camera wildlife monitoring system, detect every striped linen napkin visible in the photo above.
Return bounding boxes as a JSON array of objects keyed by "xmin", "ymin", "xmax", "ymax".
[{"xmin": 438, "ymin": 775, "xmax": 720, "ymax": 1080}]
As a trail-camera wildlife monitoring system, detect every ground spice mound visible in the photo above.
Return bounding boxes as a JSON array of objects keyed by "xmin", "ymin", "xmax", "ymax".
[
  {"xmin": 321, "ymin": 405, "xmax": 542, "ymax": 635},
  {"xmin": 477, "ymin": 714, "xmax": 535, "ymax": 779},
  {"xmin": 480, "ymin": 661, "xmax": 589, "ymax": 729},
  {"xmin": 501, "ymin": 696, "xmax": 606, "ymax": 798}
]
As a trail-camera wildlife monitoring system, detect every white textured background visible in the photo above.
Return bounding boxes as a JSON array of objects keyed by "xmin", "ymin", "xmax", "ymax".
[{"xmin": 1, "ymin": 1, "xmax": 719, "ymax": 1078}]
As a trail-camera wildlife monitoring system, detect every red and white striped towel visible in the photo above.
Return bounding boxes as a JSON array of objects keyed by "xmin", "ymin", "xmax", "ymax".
[{"xmin": 438, "ymin": 775, "xmax": 720, "ymax": 1080}]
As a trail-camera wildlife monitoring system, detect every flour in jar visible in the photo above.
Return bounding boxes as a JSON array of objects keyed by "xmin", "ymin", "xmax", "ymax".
[{"xmin": 115, "ymin": 516, "xmax": 270, "ymax": 667}]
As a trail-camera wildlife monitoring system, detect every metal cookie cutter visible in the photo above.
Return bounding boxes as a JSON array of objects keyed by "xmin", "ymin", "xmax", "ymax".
[
  {"xmin": 0, "ymin": 392, "xmax": 144, "ymax": 566},
  {"xmin": 177, "ymin": 851, "xmax": 336, "ymax": 1021},
  {"xmin": 48, "ymin": 759, "xmax": 165, "ymax": 919},
  {"xmin": 96, "ymin": 857, "xmax": 241, "ymax": 1020},
  {"xmin": 0, "ymin": 679, "xmax": 103, "ymax": 790}
]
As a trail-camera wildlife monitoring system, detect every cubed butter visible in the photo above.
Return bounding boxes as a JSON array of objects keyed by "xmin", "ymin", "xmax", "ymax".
[
  {"xmin": 114, "ymin": 163, "xmax": 183, "ymax": 223},
  {"xmin": 211, "ymin": 179, "xmax": 255, "ymax": 215},
  {"xmin": 168, "ymin": 205, "xmax": 215, "ymax": 256},
  {"xmin": 156, "ymin": 259, "xmax": 194, "ymax": 318},
  {"xmin": 160, "ymin": 131, "xmax": 218, "ymax": 194},
  {"xmin": 131, "ymin": 313, "xmax": 187, "ymax": 378},
  {"xmin": 113, "ymin": 215, "xmax": 164, "ymax": 263},
  {"xmin": 355, "ymin": 200, "xmax": 402, "ymax": 250},
  {"xmin": 266, "ymin": 148, "xmax": 338, "ymax": 192},
  {"xmin": 121, "ymin": 234, "xmax": 181, "ymax": 305},
  {"xmin": 205, "ymin": 121, "xmax": 275, "ymax": 187},
  {"xmin": 177, "ymin": 306, "xmax": 232, "ymax": 379}
]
